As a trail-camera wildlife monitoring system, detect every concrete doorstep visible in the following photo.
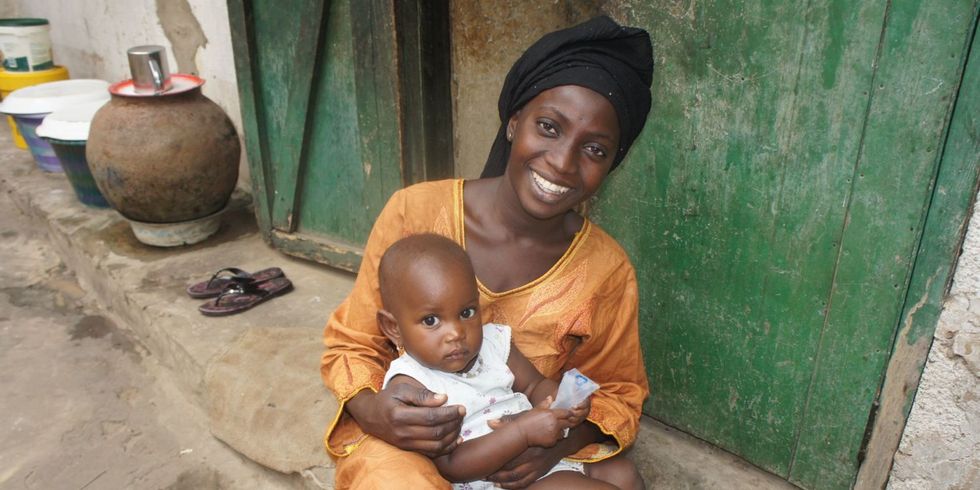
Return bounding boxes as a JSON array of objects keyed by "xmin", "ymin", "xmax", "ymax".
[{"xmin": 0, "ymin": 137, "xmax": 796, "ymax": 489}]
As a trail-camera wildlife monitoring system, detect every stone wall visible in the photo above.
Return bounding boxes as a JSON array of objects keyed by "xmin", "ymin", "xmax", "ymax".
[{"xmin": 888, "ymin": 192, "xmax": 980, "ymax": 489}]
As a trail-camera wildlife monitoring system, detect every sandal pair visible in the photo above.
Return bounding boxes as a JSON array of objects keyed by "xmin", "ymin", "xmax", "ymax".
[
  {"xmin": 186, "ymin": 267, "xmax": 293, "ymax": 316},
  {"xmin": 185, "ymin": 267, "xmax": 284, "ymax": 298}
]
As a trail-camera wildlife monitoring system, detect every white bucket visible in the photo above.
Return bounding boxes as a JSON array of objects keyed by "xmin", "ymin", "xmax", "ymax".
[{"xmin": 0, "ymin": 19, "xmax": 53, "ymax": 72}]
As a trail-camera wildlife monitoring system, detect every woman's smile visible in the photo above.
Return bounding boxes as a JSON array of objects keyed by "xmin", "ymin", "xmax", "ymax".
[{"xmin": 530, "ymin": 169, "xmax": 572, "ymax": 199}]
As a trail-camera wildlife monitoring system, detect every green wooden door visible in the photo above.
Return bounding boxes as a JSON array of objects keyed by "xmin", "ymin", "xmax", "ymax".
[
  {"xmin": 228, "ymin": 0, "xmax": 452, "ymax": 271},
  {"xmin": 591, "ymin": 1, "xmax": 979, "ymax": 488},
  {"xmin": 230, "ymin": 0, "xmax": 978, "ymax": 488}
]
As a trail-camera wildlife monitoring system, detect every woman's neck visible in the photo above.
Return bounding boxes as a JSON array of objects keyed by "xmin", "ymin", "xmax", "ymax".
[{"xmin": 482, "ymin": 176, "xmax": 573, "ymax": 242}]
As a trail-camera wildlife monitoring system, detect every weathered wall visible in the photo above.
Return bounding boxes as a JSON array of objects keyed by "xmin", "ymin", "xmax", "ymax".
[
  {"xmin": 449, "ymin": 0, "xmax": 607, "ymax": 178},
  {"xmin": 3, "ymin": 0, "xmax": 247, "ymax": 186},
  {"xmin": 887, "ymin": 191, "xmax": 980, "ymax": 490}
]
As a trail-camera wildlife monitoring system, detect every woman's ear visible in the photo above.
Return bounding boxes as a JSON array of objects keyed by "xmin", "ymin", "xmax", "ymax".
[
  {"xmin": 507, "ymin": 113, "xmax": 519, "ymax": 142},
  {"xmin": 377, "ymin": 309, "xmax": 401, "ymax": 347}
]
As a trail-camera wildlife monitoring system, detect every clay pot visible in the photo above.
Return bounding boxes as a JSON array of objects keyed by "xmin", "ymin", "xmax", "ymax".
[{"xmin": 87, "ymin": 74, "xmax": 239, "ymax": 224}]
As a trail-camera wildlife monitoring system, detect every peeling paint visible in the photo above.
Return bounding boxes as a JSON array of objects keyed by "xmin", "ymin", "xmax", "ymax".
[
  {"xmin": 156, "ymin": 0, "xmax": 208, "ymax": 75},
  {"xmin": 854, "ymin": 279, "xmax": 933, "ymax": 489}
]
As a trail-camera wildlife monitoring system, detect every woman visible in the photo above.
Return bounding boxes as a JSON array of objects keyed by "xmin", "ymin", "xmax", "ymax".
[{"xmin": 321, "ymin": 15, "xmax": 654, "ymax": 489}]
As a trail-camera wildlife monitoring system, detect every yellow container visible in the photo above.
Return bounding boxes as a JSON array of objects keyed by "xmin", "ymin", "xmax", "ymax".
[{"xmin": 0, "ymin": 65, "xmax": 69, "ymax": 148}]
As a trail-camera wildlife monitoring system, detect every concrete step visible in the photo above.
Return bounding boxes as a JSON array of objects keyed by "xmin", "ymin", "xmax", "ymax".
[{"xmin": 0, "ymin": 137, "xmax": 796, "ymax": 489}]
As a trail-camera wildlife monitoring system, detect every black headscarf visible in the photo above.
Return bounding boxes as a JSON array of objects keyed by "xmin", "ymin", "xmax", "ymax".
[{"xmin": 480, "ymin": 15, "xmax": 654, "ymax": 178}]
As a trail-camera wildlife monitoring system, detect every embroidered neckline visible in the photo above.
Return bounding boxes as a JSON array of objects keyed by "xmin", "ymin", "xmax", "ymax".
[
  {"xmin": 453, "ymin": 355, "xmax": 484, "ymax": 379},
  {"xmin": 453, "ymin": 179, "xmax": 592, "ymax": 299}
]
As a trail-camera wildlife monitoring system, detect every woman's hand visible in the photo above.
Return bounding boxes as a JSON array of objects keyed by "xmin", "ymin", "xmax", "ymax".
[{"xmin": 346, "ymin": 383, "xmax": 465, "ymax": 458}]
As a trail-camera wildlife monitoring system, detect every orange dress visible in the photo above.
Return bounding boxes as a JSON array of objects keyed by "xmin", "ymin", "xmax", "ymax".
[{"xmin": 321, "ymin": 179, "xmax": 648, "ymax": 488}]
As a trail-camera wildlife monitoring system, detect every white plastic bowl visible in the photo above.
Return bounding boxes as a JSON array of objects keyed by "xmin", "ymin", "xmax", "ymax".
[
  {"xmin": 36, "ymin": 98, "xmax": 108, "ymax": 141},
  {"xmin": 0, "ymin": 78, "xmax": 109, "ymax": 115}
]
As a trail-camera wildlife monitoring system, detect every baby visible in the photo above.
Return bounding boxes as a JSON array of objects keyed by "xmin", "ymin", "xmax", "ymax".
[{"xmin": 377, "ymin": 233, "xmax": 621, "ymax": 489}]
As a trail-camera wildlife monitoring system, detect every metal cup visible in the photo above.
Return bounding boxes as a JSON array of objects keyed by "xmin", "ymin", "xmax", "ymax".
[{"xmin": 127, "ymin": 45, "xmax": 172, "ymax": 94}]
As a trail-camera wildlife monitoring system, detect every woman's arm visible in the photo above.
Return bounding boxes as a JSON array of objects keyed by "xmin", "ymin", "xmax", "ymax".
[
  {"xmin": 564, "ymin": 265, "xmax": 648, "ymax": 455},
  {"xmin": 486, "ymin": 260, "xmax": 647, "ymax": 489}
]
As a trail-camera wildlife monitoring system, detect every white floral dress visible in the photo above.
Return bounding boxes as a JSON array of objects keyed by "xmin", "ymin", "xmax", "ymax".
[{"xmin": 382, "ymin": 323, "xmax": 583, "ymax": 489}]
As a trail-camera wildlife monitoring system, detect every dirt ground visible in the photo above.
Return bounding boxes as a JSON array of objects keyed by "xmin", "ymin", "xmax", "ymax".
[{"xmin": 0, "ymin": 189, "xmax": 298, "ymax": 490}]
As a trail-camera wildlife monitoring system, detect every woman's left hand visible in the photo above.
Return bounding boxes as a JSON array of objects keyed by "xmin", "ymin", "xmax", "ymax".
[{"xmin": 484, "ymin": 445, "xmax": 563, "ymax": 489}]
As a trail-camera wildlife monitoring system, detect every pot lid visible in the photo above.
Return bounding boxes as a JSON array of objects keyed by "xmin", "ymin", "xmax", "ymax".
[
  {"xmin": 109, "ymin": 73, "xmax": 204, "ymax": 97},
  {"xmin": 0, "ymin": 79, "xmax": 110, "ymax": 115},
  {"xmin": 36, "ymin": 98, "xmax": 108, "ymax": 141}
]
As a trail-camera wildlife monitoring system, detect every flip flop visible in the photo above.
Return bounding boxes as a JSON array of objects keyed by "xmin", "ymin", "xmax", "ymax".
[
  {"xmin": 185, "ymin": 267, "xmax": 284, "ymax": 299},
  {"xmin": 198, "ymin": 277, "xmax": 293, "ymax": 316}
]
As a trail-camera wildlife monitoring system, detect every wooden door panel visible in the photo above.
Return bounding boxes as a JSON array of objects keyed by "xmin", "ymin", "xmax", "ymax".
[
  {"xmin": 790, "ymin": 1, "xmax": 979, "ymax": 486},
  {"xmin": 592, "ymin": 0, "xmax": 978, "ymax": 487},
  {"xmin": 594, "ymin": 0, "xmax": 889, "ymax": 476},
  {"xmin": 230, "ymin": 0, "xmax": 452, "ymax": 271},
  {"xmin": 294, "ymin": 0, "xmax": 397, "ymax": 248}
]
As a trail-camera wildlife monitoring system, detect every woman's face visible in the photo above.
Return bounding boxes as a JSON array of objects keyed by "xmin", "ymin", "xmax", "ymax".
[{"xmin": 505, "ymin": 85, "xmax": 620, "ymax": 221}]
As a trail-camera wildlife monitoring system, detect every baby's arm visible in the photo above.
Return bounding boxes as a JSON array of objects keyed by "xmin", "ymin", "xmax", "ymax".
[
  {"xmin": 387, "ymin": 374, "xmax": 566, "ymax": 482},
  {"xmin": 507, "ymin": 343, "xmax": 591, "ymax": 424},
  {"xmin": 507, "ymin": 343, "xmax": 558, "ymax": 406}
]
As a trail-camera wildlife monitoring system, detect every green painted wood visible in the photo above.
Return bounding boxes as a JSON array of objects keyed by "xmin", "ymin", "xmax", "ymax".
[
  {"xmin": 232, "ymin": 1, "xmax": 451, "ymax": 272},
  {"xmin": 594, "ymin": 0, "xmax": 888, "ymax": 477},
  {"xmin": 227, "ymin": 0, "xmax": 273, "ymax": 236},
  {"xmin": 854, "ymin": 12, "xmax": 980, "ymax": 486},
  {"xmin": 270, "ymin": 229, "xmax": 362, "ymax": 273},
  {"xmin": 591, "ymin": 1, "xmax": 978, "ymax": 487},
  {"xmin": 896, "ymin": 11, "xmax": 979, "ymax": 353},
  {"xmin": 790, "ymin": 2, "xmax": 978, "ymax": 488},
  {"xmin": 240, "ymin": 0, "xmax": 318, "ymax": 233},
  {"xmin": 348, "ymin": 0, "xmax": 404, "ymax": 230},
  {"xmin": 268, "ymin": 1, "xmax": 327, "ymax": 232},
  {"xmin": 285, "ymin": 0, "xmax": 403, "ymax": 264},
  {"xmin": 232, "ymin": 1, "xmax": 977, "ymax": 485}
]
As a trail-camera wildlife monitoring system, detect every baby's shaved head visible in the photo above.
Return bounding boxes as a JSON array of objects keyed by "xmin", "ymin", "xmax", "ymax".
[{"xmin": 378, "ymin": 234, "xmax": 475, "ymax": 310}]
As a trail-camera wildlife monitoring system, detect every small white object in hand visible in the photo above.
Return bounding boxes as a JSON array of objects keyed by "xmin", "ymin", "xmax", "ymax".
[{"xmin": 551, "ymin": 368, "xmax": 599, "ymax": 410}]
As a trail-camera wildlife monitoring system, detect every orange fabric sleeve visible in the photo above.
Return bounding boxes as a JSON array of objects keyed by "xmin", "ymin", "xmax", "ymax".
[
  {"xmin": 320, "ymin": 189, "xmax": 407, "ymax": 457},
  {"xmin": 568, "ymin": 263, "xmax": 648, "ymax": 461}
]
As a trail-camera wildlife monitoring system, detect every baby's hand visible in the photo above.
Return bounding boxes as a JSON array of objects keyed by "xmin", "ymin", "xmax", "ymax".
[
  {"xmin": 514, "ymin": 396, "xmax": 569, "ymax": 448},
  {"xmin": 566, "ymin": 396, "xmax": 591, "ymax": 427}
]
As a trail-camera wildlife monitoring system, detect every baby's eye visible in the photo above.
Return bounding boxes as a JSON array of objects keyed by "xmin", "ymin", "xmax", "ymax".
[
  {"xmin": 422, "ymin": 315, "xmax": 440, "ymax": 327},
  {"xmin": 460, "ymin": 307, "xmax": 477, "ymax": 319}
]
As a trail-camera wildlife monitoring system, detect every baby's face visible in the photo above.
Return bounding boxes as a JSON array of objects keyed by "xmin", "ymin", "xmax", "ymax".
[{"xmin": 389, "ymin": 257, "xmax": 483, "ymax": 374}]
